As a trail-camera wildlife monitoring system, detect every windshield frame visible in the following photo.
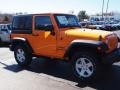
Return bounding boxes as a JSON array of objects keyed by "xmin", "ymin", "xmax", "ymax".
[{"xmin": 54, "ymin": 14, "xmax": 80, "ymax": 28}]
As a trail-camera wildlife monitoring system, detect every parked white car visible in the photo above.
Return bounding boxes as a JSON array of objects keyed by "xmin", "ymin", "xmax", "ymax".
[{"xmin": 0, "ymin": 24, "xmax": 11, "ymax": 43}]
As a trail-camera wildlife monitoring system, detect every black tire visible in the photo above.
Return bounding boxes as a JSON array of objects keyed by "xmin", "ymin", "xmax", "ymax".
[
  {"xmin": 71, "ymin": 51, "xmax": 102, "ymax": 83},
  {"xmin": 14, "ymin": 44, "xmax": 32, "ymax": 67}
]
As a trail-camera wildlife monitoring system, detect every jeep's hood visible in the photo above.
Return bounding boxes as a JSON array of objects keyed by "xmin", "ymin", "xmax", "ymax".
[{"xmin": 64, "ymin": 28, "xmax": 113, "ymax": 40}]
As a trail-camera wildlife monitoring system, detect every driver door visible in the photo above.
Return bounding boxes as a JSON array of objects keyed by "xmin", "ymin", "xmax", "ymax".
[{"xmin": 30, "ymin": 15, "xmax": 57, "ymax": 57}]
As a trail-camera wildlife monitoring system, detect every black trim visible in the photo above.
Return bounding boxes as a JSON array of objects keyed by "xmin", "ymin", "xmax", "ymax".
[
  {"xmin": 10, "ymin": 39, "xmax": 34, "ymax": 53},
  {"xmin": 12, "ymin": 30, "xmax": 32, "ymax": 34},
  {"xmin": 117, "ymin": 37, "xmax": 120, "ymax": 42},
  {"xmin": 64, "ymin": 40, "xmax": 108, "ymax": 57},
  {"xmin": 70, "ymin": 40, "xmax": 108, "ymax": 50},
  {"xmin": 102, "ymin": 48, "xmax": 120, "ymax": 64}
]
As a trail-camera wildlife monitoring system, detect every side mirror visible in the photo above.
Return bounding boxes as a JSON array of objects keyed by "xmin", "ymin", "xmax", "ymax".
[
  {"xmin": 51, "ymin": 30, "xmax": 55, "ymax": 36},
  {"xmin": 45, "ymin": 25, "xmax": 55, "ymax": 36}
]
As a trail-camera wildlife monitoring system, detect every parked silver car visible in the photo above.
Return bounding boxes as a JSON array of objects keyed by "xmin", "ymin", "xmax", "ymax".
[{"xmin": 0, "ymin": 24, "xmax": 11, "ymax": 43}]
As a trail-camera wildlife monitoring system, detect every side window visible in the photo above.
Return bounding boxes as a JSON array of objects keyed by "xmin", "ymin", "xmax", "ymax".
[
  {"xmin": 7, "ymin": 25, "xmax": 11, "ymax": 30},
  {"xmin": 12, "ymin": 16, "xmax": 32, "ymax": 30},
  {"xmin": 35, "ymin": 16, "xmax": 53, "ymax": 31},
  {"xmin": 1, "ymin": 25, "xmax": 4, "ymax": 29},
  {"xmin": 12, "ymin": 16, "xmax": 25, "ymax": 30}
]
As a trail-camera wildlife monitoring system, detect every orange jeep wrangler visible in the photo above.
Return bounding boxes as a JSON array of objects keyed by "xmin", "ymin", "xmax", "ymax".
[{"xmin": 10, "ymin": 13, "xmax": 120, "ymax": 82}]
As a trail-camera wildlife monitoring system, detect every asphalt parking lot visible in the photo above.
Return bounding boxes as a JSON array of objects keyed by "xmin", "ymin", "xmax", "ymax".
[{"xmin": 0, "ymin": 45, "xmax": 120, "ymax": 90}]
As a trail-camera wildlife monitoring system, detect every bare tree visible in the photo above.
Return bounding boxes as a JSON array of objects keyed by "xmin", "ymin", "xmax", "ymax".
[
  {"xmin": 4, "ymin": 16, "xmax": 9, "ymax": 22},
  {"xmin": 78, "ymin": 11, "xmax": 89, "ymax": 21}
]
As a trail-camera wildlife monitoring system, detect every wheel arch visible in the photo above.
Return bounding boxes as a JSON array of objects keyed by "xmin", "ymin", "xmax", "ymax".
[
  {"xmin": 10, "ymin": 37, "xmax": 33, "ymax": 53},
  {"xmin": 64, "ymin": 40, "xmax": 108, "ymax": 59}
]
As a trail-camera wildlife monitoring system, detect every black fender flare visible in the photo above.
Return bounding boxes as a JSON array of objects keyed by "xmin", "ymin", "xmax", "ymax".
[
  {"xmin": 64, "ymin": 40, "xmax": 108, "ymax": 58},
  {"xmin": 10, "ymin": 37, "xmax": 33, "ymax": 53}
]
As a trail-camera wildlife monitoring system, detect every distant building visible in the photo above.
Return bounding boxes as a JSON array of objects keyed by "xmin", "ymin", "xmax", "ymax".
[{"xmin": 89, "ymin": 12, "xmax": 120, "ymax": 22}]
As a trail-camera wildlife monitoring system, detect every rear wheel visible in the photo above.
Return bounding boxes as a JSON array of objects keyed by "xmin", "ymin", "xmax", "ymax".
[
  {"xmin": 14, "ymin": 44, "xmax": 32, "ymax": 67},
  {"xmin": 71, "ymin": 51, "xmax": 102, "ymax": 83}
]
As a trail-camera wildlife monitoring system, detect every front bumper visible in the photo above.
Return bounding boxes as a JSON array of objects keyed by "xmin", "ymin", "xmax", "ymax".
[{"xmin": 102, "ymin": 48, "xmax": 120, "ymax": 64}]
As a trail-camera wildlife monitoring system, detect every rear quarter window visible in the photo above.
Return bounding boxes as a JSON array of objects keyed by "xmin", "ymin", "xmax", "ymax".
[{"xmin": 12, "ymin": 15, "xmax": 32, "ymax": 34}]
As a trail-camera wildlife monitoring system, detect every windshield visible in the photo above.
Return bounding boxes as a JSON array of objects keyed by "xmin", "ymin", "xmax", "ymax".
[{"xmin": 54, "ymin": 14, "xmax": 80, "ymax": 28}]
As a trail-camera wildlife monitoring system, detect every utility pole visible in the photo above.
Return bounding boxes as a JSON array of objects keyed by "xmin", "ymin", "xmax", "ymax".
[
  {"xmin": 106, "ymin": 0, "xmax": 110, "ymax": 14},
  {"xmin": 102, "ymin": 0, "xmax": 104, "ymax": 20},
  {"xmin": 106, "ymin": 0, "xmax": 110, "ymax": 21}
]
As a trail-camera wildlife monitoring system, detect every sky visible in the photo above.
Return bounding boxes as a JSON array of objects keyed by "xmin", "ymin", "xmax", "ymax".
[{"xmin": 0, "ymin": 0, "xmax": 119, "ymax": 15}]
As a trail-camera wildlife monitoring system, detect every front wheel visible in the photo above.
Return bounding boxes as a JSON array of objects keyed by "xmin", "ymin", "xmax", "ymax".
[
  {"xmin": 71, "ymin": 52, "xmax": 101, "ymax": 83},
  {"xmin": 14, "ymin": 44, "xmax": 32, "ymax": 67}
]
